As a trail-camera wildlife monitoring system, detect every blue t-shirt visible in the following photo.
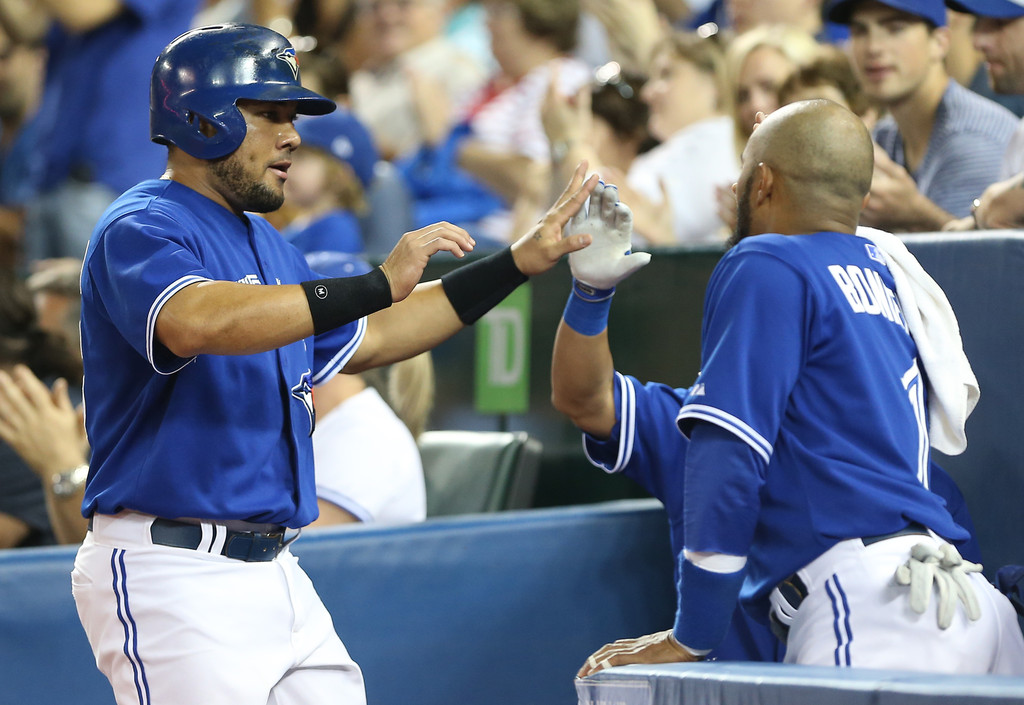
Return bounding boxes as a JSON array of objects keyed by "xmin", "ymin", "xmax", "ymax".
[
  {"xmin": 676, "ymin": 232, "xmax": 969, "ymax": 611},
  {"xmin": 26, "ymin": 0, "xmax": 199, "ymax": 194},
  {"xmin": 283, "ymin": 210, "xmax": 364, "ymax": 257},
  {"xmin": 80, "ymin": 180, "xmax": 363, "ymax": 527}
]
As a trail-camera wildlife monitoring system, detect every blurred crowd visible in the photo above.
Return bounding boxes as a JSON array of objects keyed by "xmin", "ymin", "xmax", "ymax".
[{"xmin": 1, "ymin": 0, "xmax": 1024, "ymax": 547}]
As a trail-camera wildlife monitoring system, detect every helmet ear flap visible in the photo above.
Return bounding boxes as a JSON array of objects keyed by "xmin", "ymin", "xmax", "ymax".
[{"xmin": 164, "ymin": 101, "xmax": 247, "ymax": 159}]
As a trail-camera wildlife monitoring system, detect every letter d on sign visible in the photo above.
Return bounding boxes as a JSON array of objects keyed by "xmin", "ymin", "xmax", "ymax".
[{"xmin": 475, "ymin": 284, "xmax": 531, "ymax": 414}]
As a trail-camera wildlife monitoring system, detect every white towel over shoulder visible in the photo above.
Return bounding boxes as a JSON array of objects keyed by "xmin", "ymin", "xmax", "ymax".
[{"xmin": 855, "ymin": 226, "xmax": 979, "ymax": 455}]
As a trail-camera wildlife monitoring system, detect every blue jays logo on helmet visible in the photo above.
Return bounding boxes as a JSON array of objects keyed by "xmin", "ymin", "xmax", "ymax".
[
  {"xmin": 150, "ymin": 24, "xmax": 336, "ymax": 160},
  {"xmin": 276, "ymin": 47, "xmax": 299, "ymax": 80}
]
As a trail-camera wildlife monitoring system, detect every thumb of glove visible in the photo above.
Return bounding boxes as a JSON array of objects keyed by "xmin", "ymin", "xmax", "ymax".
[{"xmin": 611, "ymin": 251, "xmax": 652, "ymax": 282}]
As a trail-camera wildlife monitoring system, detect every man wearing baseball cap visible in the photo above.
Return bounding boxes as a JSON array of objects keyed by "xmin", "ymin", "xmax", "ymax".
[
  {"xmin": 942, "ymin": 0, "xmax": 1024, "ymax": 230},
  {"xmin": 826, "ymin": 0, "xmax": 1018, "ymax": 231}
]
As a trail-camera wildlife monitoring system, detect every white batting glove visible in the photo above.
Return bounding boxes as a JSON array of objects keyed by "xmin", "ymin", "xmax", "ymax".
[
  {"xmin": 567, "ymin": 182, "xmax": 651, "ymax": 290},
  {"xmin": 894, "ymin": 542, "xmax": 983, "ymax": 629}
]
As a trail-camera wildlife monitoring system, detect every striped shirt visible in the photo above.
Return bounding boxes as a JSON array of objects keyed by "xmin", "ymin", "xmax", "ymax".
[
  {"xmin": 1001, "ymin": 116, "xmax": 1024, "ymax": 180},
  {"xmin": 874, "ymin": 79, "xmax": 1018, "ymax": 217}
]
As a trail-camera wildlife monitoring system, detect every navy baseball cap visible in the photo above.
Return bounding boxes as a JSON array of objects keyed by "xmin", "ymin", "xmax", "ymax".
[
  {"xmin": 945, "ymin": 0, "xmax": 1024, "ymax": 17},
  {"xmin": 826, "ymin": 0, "xmax": 949, "ymax": 25},
  {"xmin": 295, "ymin": 109, "xmax": 379, "ymax": 188}
]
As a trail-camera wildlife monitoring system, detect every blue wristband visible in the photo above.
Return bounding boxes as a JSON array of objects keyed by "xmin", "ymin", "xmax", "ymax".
[
  {"xmin": 562, "ymin": 280, "xmax": 615, "ymax": 336},
  {"xmin": 673, "ymin": 557, "xmax": 746, "ymax": 652}
]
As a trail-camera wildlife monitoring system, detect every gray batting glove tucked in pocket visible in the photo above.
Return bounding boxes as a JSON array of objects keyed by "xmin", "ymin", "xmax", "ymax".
[{"xmin": 895, "ymin": 542, "xmax": 983, "ymax": 629}]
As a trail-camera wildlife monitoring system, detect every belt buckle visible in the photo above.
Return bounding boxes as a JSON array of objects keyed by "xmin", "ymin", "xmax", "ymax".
[{"xmin": 223, "ymin": 528, "xmax": 298, "ymax": 562}]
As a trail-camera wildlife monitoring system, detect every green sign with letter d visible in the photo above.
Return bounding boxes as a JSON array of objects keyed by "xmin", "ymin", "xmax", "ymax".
[{"xmin": 475, "ymin": 283, "xmax": 531, "ymax": 414}]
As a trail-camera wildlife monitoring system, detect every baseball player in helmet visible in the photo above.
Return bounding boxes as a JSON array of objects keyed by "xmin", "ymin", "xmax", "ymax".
[
  {"xmin": 71, "ymin": 23, "xmax": 598, "ymax": 705},
  {"xmin": 567, "ymin": 101, "xmax": 1024, "ymax": 676}
]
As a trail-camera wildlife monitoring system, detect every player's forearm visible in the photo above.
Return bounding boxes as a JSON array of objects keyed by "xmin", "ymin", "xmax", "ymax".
[
  {"xmin": 550, "ymin": 320, "xmax": 617, "ymax": 437},
  {"xmin": 156, "ymin": 280, "xmax": 315, "ymax": 357},
  {"xmin": 344, "ymin": 281, "xmax": 463, "ymax": 372}
]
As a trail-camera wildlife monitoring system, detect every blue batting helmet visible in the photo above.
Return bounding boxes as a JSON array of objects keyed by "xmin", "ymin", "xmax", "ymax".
[{"xmin": 150, "ymin": 23, "xmax": 336, "ymax": 160}]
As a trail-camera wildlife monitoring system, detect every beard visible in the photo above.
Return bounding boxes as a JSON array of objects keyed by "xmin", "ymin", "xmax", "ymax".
[
  {"xmin": 726, "ymin": 175, "xmax": 755, "ymax": 249},
  {"xmin": 210, "ymin": 153, "xmax": 285, "ymax": 214}
]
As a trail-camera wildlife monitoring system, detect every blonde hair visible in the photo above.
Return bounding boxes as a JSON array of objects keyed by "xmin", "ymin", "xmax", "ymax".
[
  {"xmin": 726, "ymin": 24, "xmax": 821, "ymax": 151},
  {"xmin": 363, "ymin": 351, "xmax": 435, "ymax": 438},
  {"xmin": 651, "ymin": 31, "xmax": 733, "ymax": 116}
]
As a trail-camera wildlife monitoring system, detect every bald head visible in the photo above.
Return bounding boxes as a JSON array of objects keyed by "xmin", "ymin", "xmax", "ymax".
[{"xmin": 748, "ymin": 99, "xmax": 873, "ymax": 210}]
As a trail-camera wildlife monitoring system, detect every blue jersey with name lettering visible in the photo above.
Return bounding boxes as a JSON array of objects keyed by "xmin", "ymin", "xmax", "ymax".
[
  {"xmin": 80, "ymin": 179, "xmax": 364, "ymax": 527},
  {"xmin": 583, "ymin": 369, "xmax": 978, "ymax": 659},
  {"xmin": 676, "ymin": 232, "xmax": 968, "ymax": 611}
]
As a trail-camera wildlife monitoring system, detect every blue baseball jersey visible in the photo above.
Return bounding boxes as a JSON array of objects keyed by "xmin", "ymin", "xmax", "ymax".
[
  {"xmin": 583, "ymin": 372, "xmax": 783, "ymax": 663},
  {"xmin": 675, "ymin": 232, "xmax": 969, "ymax": 612},
  {"xmin": 80, "ymin": 179, "xmax": 364, "ymax": 528},
  {"xmin": 582, "ymin": 370, "xmax": 978, "ymax": 661}
]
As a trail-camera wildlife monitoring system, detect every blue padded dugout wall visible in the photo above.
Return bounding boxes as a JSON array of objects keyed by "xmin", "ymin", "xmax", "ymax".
[{"xmin": 0, "ymin": 499, "xmax": 676, "ymax": 705}]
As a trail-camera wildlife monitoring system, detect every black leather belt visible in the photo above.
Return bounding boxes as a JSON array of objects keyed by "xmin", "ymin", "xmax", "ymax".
[
  {"xmin": 150, "ymin": 518, "xmax": 296, "ymax": 562},
  {"xmin": 770, "ymin": 522, "xmax": 931, "ymax": 643},
  {"xmin": 87, "ymin": 515, "xmax": 296, "ymax": 562}
]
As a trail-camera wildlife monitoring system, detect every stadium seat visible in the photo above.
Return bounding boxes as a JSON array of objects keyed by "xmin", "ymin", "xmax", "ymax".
[{"xmin": 417, "ymin": 430, "xmax": 542, "ymax": 516}]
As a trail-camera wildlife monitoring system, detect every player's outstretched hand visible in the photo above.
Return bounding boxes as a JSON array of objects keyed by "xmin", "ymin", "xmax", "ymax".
[
  {"xmin": 894, "ymin": 542, "xmax": 983, "ymax": 629},
  {"xmin": 510, "ymin": 161, "xmax": 598, "ymax": 276},
  {"xmin": 576, "ymin": 629, "xmax": 700, "ymax": 679},
  {"xmin": 379, "ymin": 222, "xmax": 476, "ymax": 302},
  {"xmin": 567, "ymin": 181, "xmax": 650, "ymax": 289}
]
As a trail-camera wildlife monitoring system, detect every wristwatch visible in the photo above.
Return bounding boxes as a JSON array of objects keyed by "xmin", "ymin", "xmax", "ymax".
[{"xmin": 51, "ymin": 464, "xmax": 89, "ymax": 499}]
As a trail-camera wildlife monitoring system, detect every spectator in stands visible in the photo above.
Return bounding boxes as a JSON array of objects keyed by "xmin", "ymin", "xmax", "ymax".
[
  {"xmin": 942, "ymin": 0, "xmax": 1024, "ymax": 231},
  {"xmin": 301, "ymin": 253, "xmax": 431, "ymax": 527},
  {"xmin": 687, "ymin": 0, "xmax": 850, "ymax": 43},
  {"xmin": 725, "ymin": 24, "xmax": 821, "ymax": 157},
  {"xmin": 0, "ymin": 270, "xmax": 87, "ymax": 547},
  {"xmin": 281, "ymin": 110, "xmax": 380, "ymax": 257},
  {"xmin": 777, "ymin": 45, "xmax": 879, "ymax": 127},
  {"xmin": 26, "ymin": 258, "xmax": 82, "ymax": 362},
  {"xmin": 400, "ymin": 0, "xmax": 590, "ymax": 246},
  {"xmin": 349, "ymin": 0, "xmax": 487, "ymax": 161},
  {"xmin": 0, "ymin": 24, "xmax": 44, "ymax": 271},
  {"xmin": 0, "ymin": 0, "xmax": 200, "ymax": 268},
  {"xmin": 829, "ymin": 0, "xmax": 1017, "ymax": 231},
  {"xmin": 605, "ymin": 31, "xmax": 738, "ymax": 246},
  {"xmin": 577, "ymin": 0, "xmax": 664, "ymax": 74},
  {"xmin": 541, "ymin": 62, "xmax": 653, "ymax": 198},
  {"xmin": 945, "ymin": 6, "xmax": 1024, "ymax": 116}
]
